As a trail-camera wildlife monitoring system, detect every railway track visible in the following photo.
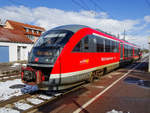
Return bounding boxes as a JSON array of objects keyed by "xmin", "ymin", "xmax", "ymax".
[
  {"xmin": 0, "ymin": 72, "xmax": 21, "ymax": 81},
  {"xmin": 0, "ymin": 81, "xmax": 85, "ymax": 113}
]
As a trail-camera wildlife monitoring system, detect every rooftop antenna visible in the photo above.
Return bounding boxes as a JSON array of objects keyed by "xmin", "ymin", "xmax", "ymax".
[
  {"xmin": 117, "ymin": 34, "xmax": 120, "ymax": 39},
  {"xmin": 123, "ymin": 29, "xmax": 126, "ymax": 40}
]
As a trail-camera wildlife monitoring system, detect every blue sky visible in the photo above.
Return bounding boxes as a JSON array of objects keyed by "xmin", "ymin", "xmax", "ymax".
[{"xmin": 0, "ymin": 0, "xmax": 150, "ymax": 48}]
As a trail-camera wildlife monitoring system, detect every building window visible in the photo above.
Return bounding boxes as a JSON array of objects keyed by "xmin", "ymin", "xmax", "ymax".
[
  {"xmin": 17, "ymin": 46, "xmax": 21, "ymax": 60},
  {"xmin": 39, "ymin": 31, "xmax": 42, "ymax": 34},
  {"xmin": 32, "ymin": 29, "xmax": 34, "ymax": 34},
  {"xmin": 27, "ymin": 35, "xmax": 35, "ymax": 41},
  {"xmin": 25, "ymin": 28, "xmax": 29, "ymax": 32},
  {"xmin": 36, "ymin": 30, "xmax": 39, "ymax": 34}
]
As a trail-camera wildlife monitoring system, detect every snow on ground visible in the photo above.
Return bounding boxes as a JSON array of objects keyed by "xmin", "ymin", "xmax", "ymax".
[
  {"xmin": 10, "ymin": 63, "xmax": 21, "ymax": 68},
  {"xmin": 14, "ymin": 102, "xmax": 32, "ymax": 110},
  {"xmin": 38, "ymin": 95, "xmax": 52, "ymax": 100},
  {"xmin": 0, "ymin": 79, "xmax": 24, "ymax": 101},
  {"xmin": 27, "ymin": 98, "xmax": 44, "ymax": 105},
  {"xmin": 54, "ymin": 93, "xmax": 62, "ymax": 96},
  {"xmin": 0, "ymin": 107, "xmax": 20, "ymax": 113},
  {"xmin": 106, "ymin": 109, "xmax": 130, "ymax": 113}
]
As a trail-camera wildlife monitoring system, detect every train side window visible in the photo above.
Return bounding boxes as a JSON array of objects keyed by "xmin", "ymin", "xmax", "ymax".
[
  {"xmin": 127, "ymin": 46, "xmax": 129, "ymax": 57},
  {"xmin": 105, "ymin": 39, "xmax": 110, "ymax": 52},
  {"xmin": 83, "ymin": 36, "xmax": 89, "ymax": 52},
  {"xmin": 117, "ymin": 42, "xmax": 119, "ymax": 52},
  {"xmin": 120, "ymin": 43, "xmax": 123, "ymax": 58},
  {"xmin": 72, "ymin": 41, "xmax": 82, "ymax": 52},
  {"xmin": 88, "ymin": 35, "xmax": 97, "ymax": 52},
  {"xmin": 124, "ymin": 45, "xmax": 128, "ymax": 57},
  {"xmin": 124, "ymin": 45, "xmax": 127, "ymax": 57},
  {"xmin": 96, "ymin": 36, "xmax": 104, "ymax": 52},
  {"xmin": 126, "ymin": 45, "xmax": 128, "ymax": 57},
  {"xmin": 112, "ymin": 41, "xmax": 117, "ymax": 52},
  {"xmin": 131, "ymin": 47, "xmax": 133, "ymax": 56},
  {"xmin": 109, "ymin": 40, "xmax": 112, "ymax": 52}
]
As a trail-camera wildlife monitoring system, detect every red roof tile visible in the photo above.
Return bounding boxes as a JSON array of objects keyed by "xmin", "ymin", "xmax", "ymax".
[
  {"xmin": 0, "ymin": 27, "xmax": 33, "ymax": 44},
  {"xmin": 7, "ymin": 20, "xmax": 45, "ymax": 31},
  {"xmin": 7, "ymin": 20, "xmax": 45, "ymax": 37}
]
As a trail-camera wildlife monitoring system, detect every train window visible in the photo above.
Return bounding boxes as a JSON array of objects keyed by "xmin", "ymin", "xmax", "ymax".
[
  {"xmin": 112, "ymin": 41, "xmax": 117, "ymax": 52},
  {"xmin": 117, "ymin": 42, "xmax": 119, "ymax": 52},
  {"xmin": 128, "ymin": 46, "xmax": 129, "ymax": 57},
  {"xmin": 72, "ymin": 35, "xmax": 90, "ymax": 52},
  {"xmin": 131, "ymin": 48, "xmax": 133, "ymax": 56},
  {"xmin": 134, "ymin": 48, "xmax": 138, "ymax": 56},
  {"xmin": 124, "ymin": 45, "xmax": 128, "ymax": 57},
  {"xmin": 126, "ymin": 45, "xmax": 128, "ymax": 57},
  {"xmin": 34, "ymin": 30, "xmax": 74, "ymax": 47},
  {"xmin": 73, "ymin": 41, "xmax": 82, "ymax": 52},
  {"xmin": 96, "ymin": 36, "xmax": 104, "ymax": 52},
  {"xmin": 127, "ymin": 46, "xmax": 129, "ymax": 57},
  {"xmin": 120, "ymin": 43, "xmax": 123, "ymax": 58},
  {"xmin": 105, "ymin": 39, "xmax": 110, "ymax": 52},
  {"xmin": 83, "ymin": 36, "xmax": 89, "ymax": 51},
  {"xmin": 129, "ymin": 46, "xmax": 131, "ymax": 57},
  {"xmin": 109, "ymin": 40, "xmax": 112, "ymax": 52},
  {"xmin": 89, "ymin": 36, "xmax": 97, "ymax": 52}
]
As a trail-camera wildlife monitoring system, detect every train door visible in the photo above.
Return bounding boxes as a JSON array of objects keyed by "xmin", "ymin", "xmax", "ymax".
[{"xmin": 120, "ymin": 43, "xmax": 123, "ymax": 60}]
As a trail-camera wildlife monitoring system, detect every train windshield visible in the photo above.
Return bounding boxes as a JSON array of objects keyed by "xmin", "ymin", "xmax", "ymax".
[
  {"xmin": 28, "ymin": 30, "xmax": 73, "ymax": 65},
  {"xmin": 34, "ymin": 30, "xmax": 74, "ymax": 47}
]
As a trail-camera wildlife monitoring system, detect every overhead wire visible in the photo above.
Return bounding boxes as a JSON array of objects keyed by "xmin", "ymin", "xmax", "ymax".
[
  {"xmin": 79, "ymin": 0, "xmax": 92, "ymax": 11},
  {"xmin": 145, "ymin": 0, "xmax": 150, "ymax": 8},
  {"xmin": 72, "ymin": 0, "xmax": 89, "ymax": 11},
  {"xmin": 88, "ymin": 0, "xmax": 116, "ymax": 19},
  {"xmin": 9, "ymin": 0, "xmax": 30, "ymax": 7}
]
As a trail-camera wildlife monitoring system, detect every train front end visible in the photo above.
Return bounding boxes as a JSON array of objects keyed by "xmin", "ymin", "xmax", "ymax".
[{"xmin": 21, "ymin": 29, "xmax": 73, "ymax": 90}]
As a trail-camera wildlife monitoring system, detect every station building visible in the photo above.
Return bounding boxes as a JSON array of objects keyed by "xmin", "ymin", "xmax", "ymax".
[{"xmin": 0, "ymin": 20, "xmax": 45, "ymax": 62}]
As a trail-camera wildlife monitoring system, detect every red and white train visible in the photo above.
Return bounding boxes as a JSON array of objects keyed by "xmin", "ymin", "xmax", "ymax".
[{"xmin": 21, "ymin": 25, "xmax": 141, "ymax": 90}]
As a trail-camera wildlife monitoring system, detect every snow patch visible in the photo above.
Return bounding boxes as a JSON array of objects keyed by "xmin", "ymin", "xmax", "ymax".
[
  {"xmin": 0, "ymin": 79, "xmax": 24, "ymax": 101},
  {"xmin": 10, "ymin": 63, "xmax": 21, "ymax": 68},
  {"xmin": 54, "ymin": 93, "xmax": 62, "ymax": 96},
  {"xmin": 22, "ymin": 64, "xmax": 27, "ymax": 67},
  {"xmin": 106, "ymin": 109, "xmax": 130, "ymax": 113},
  {"xmin": 38, "ymin": 95, "xmax": 52, "ymax": 100},
  {"xmin": 14, "ymin": 102, "xmax": 32, "ymax": 110},
  {"xmin": 27, "ymin": 98, "xmax": 44, "ymax": 105},
  {"xmin": 0, "ymin": 107, "xmax": 20, "ymax": 113}
]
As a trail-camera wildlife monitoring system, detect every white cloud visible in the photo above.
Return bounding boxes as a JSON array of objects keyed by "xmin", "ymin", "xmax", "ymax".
[
  {"xmin": 0, "ymin": 5, "xmax": 148, "ymax": 48},
  {"xmin": 0, "ymin": 6, "xmax": 34, "ymax": 23},
  {"xmin": 144, "ymin": 15, "xmax": 150, "ymax": 23},
  {"xmin": 0, "ymin": 6, "xmax": 139, "ymax": 31},
  {"xmin": 121, "ymin": 35, "xmax": 149, "ymax": 48}
]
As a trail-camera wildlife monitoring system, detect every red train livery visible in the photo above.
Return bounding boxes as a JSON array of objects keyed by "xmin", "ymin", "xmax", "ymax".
[{"xmin": 21, "ymin": 25, "xmax": 141, "ymax": 90}]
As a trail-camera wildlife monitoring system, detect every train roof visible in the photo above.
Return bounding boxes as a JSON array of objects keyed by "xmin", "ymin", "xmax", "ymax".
[
  {"xmin": 50, "ymin": 24, "xmax": 89, "ymax": 33},
  {"xmin": 48, "ymin": 24, "xmax": 140, "ymax": 49}
]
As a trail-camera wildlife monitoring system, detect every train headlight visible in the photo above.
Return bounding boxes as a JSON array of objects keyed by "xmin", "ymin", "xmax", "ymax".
[{"xmin": 23, "ymin": 70, "xmax": 36, "ymax": 82}]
